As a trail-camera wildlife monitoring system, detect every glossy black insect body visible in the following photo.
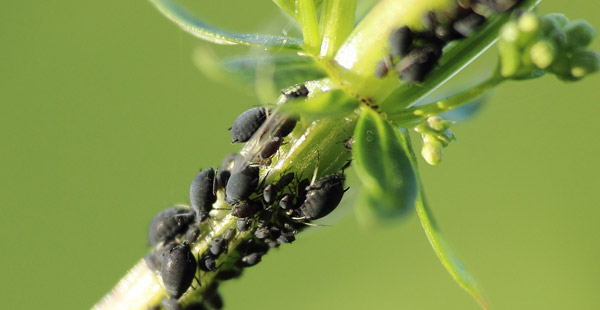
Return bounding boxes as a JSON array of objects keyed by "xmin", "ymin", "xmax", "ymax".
[
  {"xmin": 298, "ymin": 174, "xmax": 346, "ymax": 220},
  {"xmin": 277, "ymin": 233, "xmax": 295, "ymax": 244},
  {"xmin": 216, "ymin": 170, "xmax": 230, "ymax": 190},
  {"xmin": 263, "ymin": 184, "xmax": 277, "ymax": 204},
  {"xmin": 239, "ymin": 253, "xmax": 262, "ymax": 267},
  {"xmin": 389, "ymin": 26, "xmax": 413, "ymax": 58},
  {"xmin": 198, "ymin": 254, "xmax": 217, "ymax": 272},
  {"xmin": 236, "ymin": 217, "xmax": 253, "ymax": 231},
  {"xmin": 230, "ymin": 107, "xmax": 267, "ymax": 143},
  {"xmin": 275, "ymin": 172, "xmax": 295, "ymax": 190},
  {"xmin": 294, "ymin": 178, "xmax": 310, "ymax": 209},
  {"xmin": 279, "ymin": 194, "xmax": 293, "ymax": 210},
  {"xmin": 209, "ymin": 238, "xmax": 228, "ymax": 257},
  {"xmin": 231, "ymin": 200, "xmax": 262, "ymax": 218},
  {"xmin": 274, "ymin": 117, "xmax": 297, "ymax": 138},
  {"xmin": 225, "ymin": 166, "xmax": 260, "ymax": 204},
  {"xmin": 148, "ymin": 208, "xmax": 195, "ymax": 246},
  {"xmin": 259, "ymin": 137, "xmax": 282, "ymax": 160},
  {"xmin": 190, "ymin": 168, "xmax": 217, "ymax": 222},
  {"xmin": 254, "ymin": 227, "xmax": 270, "ymax": 239},
  {"xmin": 206, "ymin": 292, "xmax": 224, "ymax": 310},
  {"xmin": 161, "ymin": 242, "xmax": 197, "ymax": 299},
  {"xmin": 397, "ymin": 45, "xmax": 442, "ymax": 83},
  {"xmin": 453, "ymin": 13, "xmax": 485, "ymax": 37}
]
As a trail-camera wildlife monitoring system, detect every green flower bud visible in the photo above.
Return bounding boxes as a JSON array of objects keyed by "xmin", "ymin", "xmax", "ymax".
[
  {"xmin": 541, "ymin": 13, "xmax": 569, "ymax": 35},
  {"xmin": 564, "ymin": 20, "xmax": 597, "ymax": 49},
  {"xmin": 422, "ymin": 140, "xmax": 443, "ymax": 165},
  {"xmin": 498, "ymin": 40, "xmax": 521, "ymax": 77},
  {"xmin": 569, "ymin": 50, "xmax": 600, "ymax": 78},
  {"xmin": 501, "ymin": 21, "xmax": 520, "ymax": 43},
  {"xmin": 517, "ymin": 12, "xmax": 540, "ymax": 46},
  {"xmin": 530, "ymin": 40, "xmax": 556, "ymax": 69}
]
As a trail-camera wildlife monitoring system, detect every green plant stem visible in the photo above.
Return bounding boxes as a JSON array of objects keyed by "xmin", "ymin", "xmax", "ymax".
[
  {"xmin": 298, "ymin": 0, "xmax": 321, "ymax": 54},
  {"xmin": 92, "ymin": 102, "xmax": 355, "ymax": 309},
  {"xmin": 388, "ymin": 74, "xmax": 505, "ymax": 124},
  {"xmin": 319, "ymin": 0, "xmax": 357, "ymax": 59}
]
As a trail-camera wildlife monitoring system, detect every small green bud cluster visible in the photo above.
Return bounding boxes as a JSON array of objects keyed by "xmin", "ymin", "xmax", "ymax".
[
  {"xmin": 415, "ymin": 116, "xmax": 456, "ymax": 165},
  {"xmin": 498, "ymin": 12, "xmax": 599, "ymax": 80}
]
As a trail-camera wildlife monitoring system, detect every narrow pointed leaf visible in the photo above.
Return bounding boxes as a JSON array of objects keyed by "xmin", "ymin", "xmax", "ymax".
[
  {"xmin": 414, "ymin": 189, "xmax": 490, "ymax": 309},
  {"xmin": 353, "ymin": 108, "xmax": 417, "ymax": 220},
  {"xmin": 151, "ymin": 0, "xmax": 304, "ymax": 50}
]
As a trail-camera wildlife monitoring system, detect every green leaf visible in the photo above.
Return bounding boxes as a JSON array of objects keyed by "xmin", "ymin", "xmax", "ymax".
[
  {"xmin": 150, "ymin": 0, "xmax": 304, "ymax": 51},
  {"xmin": 193, "ymin": 49, "xmax": 326, "ymax": 99},
  {"xmin": 353, "ymin": 108, "xmax": 417, "ymax": 220},
  {"xmin": 279, "ymin": 89, "xmax": 358, "ymax": 119},
  {"xmin": 415, "ymin": 189, "xmax": 490, "ymax": 310},
  {"xmin": 319, "ymin": 0, "xmax": 357, "ymax": 59}
]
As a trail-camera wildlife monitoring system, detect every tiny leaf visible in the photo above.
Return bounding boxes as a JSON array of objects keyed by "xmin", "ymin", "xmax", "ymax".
[
  {"xmin": 151, "ymin": 0, "xmax": 304, "ymax": 50},
  {"xmin": 353, "ymin": 108, "xmax": 417, "ymax": 220},
  {"xmin": 414, "ymin": 189, "xmax": 490, "ymax": 310}
]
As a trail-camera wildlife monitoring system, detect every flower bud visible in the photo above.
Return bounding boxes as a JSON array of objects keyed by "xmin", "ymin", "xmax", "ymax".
[
  {"xmin": 564, "ymin": 20, "xmax": 597, "ymax": 49},
  {"xmin": 422, "ymin": 140, "xmax": 443, "ymax": 165},
  {"xmin": 530, "ymin": 40, "xmax": 556, "ymax": 69},
  {"xmin": 569, "ymin": 50, "xmax": 600, "ymax": 78}
]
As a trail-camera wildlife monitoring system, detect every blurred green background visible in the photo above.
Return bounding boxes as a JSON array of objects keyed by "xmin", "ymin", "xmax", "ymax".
[{"xmin": 1, "ymin": 1, "xmax": 598, "ymax": 309}]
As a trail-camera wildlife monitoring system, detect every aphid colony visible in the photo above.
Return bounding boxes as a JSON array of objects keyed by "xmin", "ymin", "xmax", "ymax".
[
  {"xmin": 377, "ymin": 0, "xmax": 524, "ymax": 83},
  {"xmin": 144, "ymin": 85, "xmax": 348, "ymax": 310}
]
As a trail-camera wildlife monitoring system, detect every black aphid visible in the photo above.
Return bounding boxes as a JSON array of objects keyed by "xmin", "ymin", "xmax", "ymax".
[
  {"xmin": 230, "ymin": 107, "xmax": 267, "ymax": 143},
  {"xmin": 283, "ymin": 84, "xmax": 309, "ymax": 98},
  {"xmin": 161, "ymin": 242, "xmax": 197, "ymax": 299},
  {"xmin": 274, "ymin": 117, "xmax": 297, "ymax": 138},
  {"xmin": 184, "ymin": 226, "xmax": 201, "ymax": 243},
  {"xmin": 264, "ymin": 239, "xmax": 280, "ymax": 248},
  {"xmin": 209, "ymin": 238, "xmax": 228, "ymax": 257},
  {"xmin": 389, "ymin": 26, "xmax": 413, "ymax": 58},
  {"xmin": 275, "ymin": 172, "xmax": 295, "ymax": 191},
  {"xmin": 259, "ymin": 137, "xmax": 283, "ymax": 160},
  {"xmin": 216, "ymin": 170, "xmax": 230, "ymax": 190},
  {"xmin": 225, "ymin": 166, "xmax": 260, "ymax": 205},
  {"xmin": 148, "ymin": 208, "xmax": 195, "ymax": 246},
  {"xmin": 298, "ymin": 174, "xmax": 346, "ymax": 220},
  {"xmin": 231, "ymin": 200, "xmax": 262, "ymax": 218},
  {"xmin": 279, "ymin": 194, "xmax": 294, "ymax": 210},
  {"xmin": 236, "ymin": 217, "xmax": 253, "ymax": 231},
  {"xmin": 190, "ymin": 168, "xmax": 217, "ymax": 222},
  {"xmin": 198, "ymin": 254, "xmax": 217, "ymax": 272},
  {"xmin": 263, "ymin": 184, "xmax": 277, "ymax": 204},
  {"xmin": 254, "ymin": 227, "xmax": 270, "ymax": 239},
  {"xmin": 453, "ymin": 13, "xmax": 485, "ymax": 37},
  {"xmin": 206, "ymin": 292, "xmax": 224, "ymax": 310},
  {"xmin": 222, "ymin": 228, "xmax": 236, "ymax": 241},
  {"xmin": 239, "ymin": 253, "xmax": 262, "ymax": 267},
  {"xmin": 277, "ymin": 233, "xmax": 295, "ymax": 244},
  {"xmin": 397, "ymin": 45, "xmax": 442, "ymax": 83}
]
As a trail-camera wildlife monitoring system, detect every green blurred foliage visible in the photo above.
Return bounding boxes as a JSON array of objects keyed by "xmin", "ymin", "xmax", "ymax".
[{"xmin": 0, "ymin": 1, "xmax": 598, "ymax": 309}]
